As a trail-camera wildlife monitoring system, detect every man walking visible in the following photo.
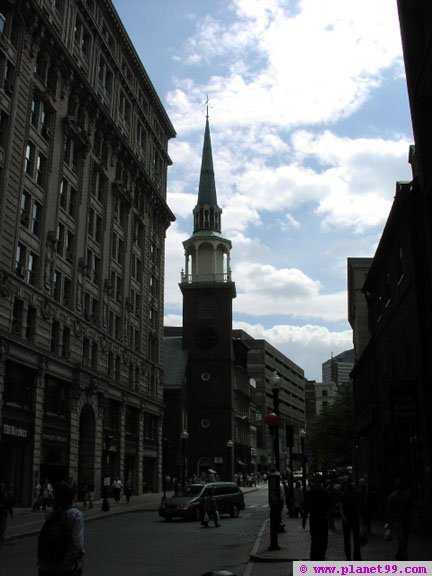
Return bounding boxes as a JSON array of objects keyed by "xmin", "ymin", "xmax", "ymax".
[
  {"xmin": 386, "ymin": 478, "xmax": 413, "ymax": 560},
  {"xmin": 302, "ymin": 474, "xmax": 331, "ymax": 560}
]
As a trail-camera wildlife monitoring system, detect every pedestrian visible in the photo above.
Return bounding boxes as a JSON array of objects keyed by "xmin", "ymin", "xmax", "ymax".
[
  {"xmin": 87, "ymin": 481, "xmax": 95, "ymax": 509},
  {"xmin": 81, "ymin": 481, "xmax": 89, "ymax": 509},
  {"xmin": 69, "ymin": 478, "xmax": 78, "ymax": 506},
  {"xmin": 339, "ymin": 479, "xmax": 362, "ymax": 560},
  {"xmin": 203, "ymin": 488, "xmax": 220, "ymax": 527},
  {"xmin": 124, "ymin": 480, "xmax": 132, "ymax": 503},
  {"xmin": 33, "ymin": 481, "xmax": 42, "ymax": 511},
  {"xmin": 292, "ymin": 481, "xmax": 304, "ymax": 518},
  {"xmin": 37, "ymin": 481, "xmax": 84, "ymax": 575},
  {"xmin": 302, "ymin": 474, "xmax": 332, "ymax": 560},
  {"xmin": 173, "ymin": 478, "xmax": 179, "ymax": 496},
  {"xmin": 0, "ymin": 481, "xmax": 14, "ymax": 550},
  {"xmin": 278, "ymin": 479, "xmax": 285, "ymax": 532},
  {"xmin": 112, "ymin": 478, "xmax": 123, "ymax": 503},
  {"xmin": 386, "ymin": 478, "xmax": 413, "ymax": 560},
  {"xmin": 359, "ymin": 476, "xmax": 371, "ymax": 534},
  {"xmin": 326, "ymin": 476, "xmax": 341, "ymax": 532},
  {"xmin": 41, "ymin": 480, "xmax": 53, "ymax": 512}
]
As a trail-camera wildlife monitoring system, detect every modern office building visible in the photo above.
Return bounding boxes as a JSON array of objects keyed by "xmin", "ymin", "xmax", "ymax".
[
  {"xmin": 0, "ymin": 0, "xmax": 175, "ymax": 504},
  {"xmin": 322, "ymin": 349, "xmax": 354, "ymax": 386},
  {"xmin": 232, "ymin": 331, "xmax": 306, "ymax": 475}
]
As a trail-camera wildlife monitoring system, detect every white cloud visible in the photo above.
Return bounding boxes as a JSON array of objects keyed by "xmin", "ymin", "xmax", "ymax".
[
  {"xmin": 233, "ymin": 262, "xmax": 347, "ymax": 322},
  {"xmin": 233, "ymin": 320, "xmax": 353, "ymax": 380},
  {"xmin": 167, "ymin": 0, "xmax": 404, "ymax": 129}
]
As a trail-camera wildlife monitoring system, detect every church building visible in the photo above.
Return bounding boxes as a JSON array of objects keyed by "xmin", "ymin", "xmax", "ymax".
[{"xmin": 163, "ymin": 114, "xmax": 255, "ymax": 483}]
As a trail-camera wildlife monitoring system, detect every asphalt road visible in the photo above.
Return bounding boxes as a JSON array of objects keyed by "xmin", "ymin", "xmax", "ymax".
[{"xmin": 1, "ymin": 486, "xmax": 269, "ymax": 576}]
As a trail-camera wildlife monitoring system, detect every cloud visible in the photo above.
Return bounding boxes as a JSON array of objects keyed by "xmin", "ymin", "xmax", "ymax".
[
  {"xmin": 232, "ymin": 261, "xmax": 347, "ymax": 322},
  {"xmin": 167, "ymin": 0, "xmax": 404, "ymax": 130},
  {"xmin": 233, "ymin": 320, "xmax": 353, "ymax": 380}
]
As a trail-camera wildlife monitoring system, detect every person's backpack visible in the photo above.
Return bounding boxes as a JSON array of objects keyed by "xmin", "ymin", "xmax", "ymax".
[{"xmin": 37, "ymin": 507, "xmax": 71, "ymax": 563}]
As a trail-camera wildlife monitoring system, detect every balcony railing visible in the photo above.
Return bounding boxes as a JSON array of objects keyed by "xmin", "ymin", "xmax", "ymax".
[{"xmin": 180, "ymin": 271, "xmax": 232, "ymax": 284}]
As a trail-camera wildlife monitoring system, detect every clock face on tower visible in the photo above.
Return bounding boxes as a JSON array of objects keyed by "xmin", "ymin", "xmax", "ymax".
[{"xmin": 194, "ymin": 326, "xmax": 219, "ymax": 350}]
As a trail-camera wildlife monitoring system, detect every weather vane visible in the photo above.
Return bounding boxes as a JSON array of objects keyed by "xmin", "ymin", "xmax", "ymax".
[{"xmin": 204, "ymin": 95, "xmax": 209, "ymax": 119}]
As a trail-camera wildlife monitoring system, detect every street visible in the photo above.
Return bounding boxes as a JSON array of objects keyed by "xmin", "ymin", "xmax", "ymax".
[{"xmin": 1, "ymin": 487, "xmax": 269, "ymax": 576}]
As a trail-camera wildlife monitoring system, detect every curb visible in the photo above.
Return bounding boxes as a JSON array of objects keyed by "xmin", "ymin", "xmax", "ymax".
[
  {"xmin": 5, "ymin": 505, "xmax": 160, "ymax": 542},
  {"xmin": 249, "ymin": 519, "xmax": 291, "ymax": 563}
]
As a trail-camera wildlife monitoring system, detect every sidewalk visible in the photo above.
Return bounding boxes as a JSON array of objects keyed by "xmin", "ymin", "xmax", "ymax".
[
  {"xmin": 5, "ymin": 490, "xmax": 172, "ymax": 541},
  {"xmin": 245, "ymin": 515, "xmax": 432, "ymax": 576}
]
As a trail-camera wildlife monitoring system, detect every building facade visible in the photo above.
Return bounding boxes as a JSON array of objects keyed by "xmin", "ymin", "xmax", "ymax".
[
  {"xmin": 233, "ymin": 331, "xmax": 306, "ymax": 476},
  {"xmin": 0, "ymin": 0, "xmax": 175, "ymax": 504},
  {"xmin": 321, "ymin": 349, "xmax": 354, "ymax": 386}
]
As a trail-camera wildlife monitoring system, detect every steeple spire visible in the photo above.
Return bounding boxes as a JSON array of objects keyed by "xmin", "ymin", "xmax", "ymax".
[
  {"xmin": 197, "ymin": 114, "xmax": 218, "ymax": 208},
  {"xmin": 181, "ymin": 114, "xmax": 235, "ymax": 293},
  {"xmin": 193, "ymin": 114, "xmax": 222, "ymax": 233}
]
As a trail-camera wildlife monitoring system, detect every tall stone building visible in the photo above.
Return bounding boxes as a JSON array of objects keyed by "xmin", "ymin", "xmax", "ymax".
[{"xmin": 0, "ymin": 0, "xmax": 175, "ymax": 504}]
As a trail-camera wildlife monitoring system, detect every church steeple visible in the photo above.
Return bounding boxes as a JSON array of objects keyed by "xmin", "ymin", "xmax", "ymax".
[
  {"xmin": 193, "ymin": 116, "xmax": 222, "ymax": 234},
  {"xmin": 181, "ymin": 115, "xmax": 235, "ymax": 294}
]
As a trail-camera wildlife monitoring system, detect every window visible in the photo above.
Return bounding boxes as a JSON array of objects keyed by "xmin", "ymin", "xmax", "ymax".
[
  {"xmin": 15, "ymin": 244, "xmax": 38, "ymax": 284},
  {"xmin": 3, "ymin": 59, "xmax": 14, "ymax": 94},
  {"xmin": 12, "ymin": 298, "xmax": 24, "ymax": 334},
  {"xmin": 98, "ymin": 56, "xmax": 112, "ymax": 94},
  {"xmin": 30, "ymin": 96, "xmax": 52, "ymax": 139},
  {"xmin": 25, "ymin": 305, "xmax": 37, "ymax": 342},
  {"xmin": 136, "ymin": 122, "xmax": 147, "ymax": 154},
  {"xmin": 62, "ymin": 326, "xmax": 70, "ymax": 357},
  {"xmin": 25, "ymin": 142, "xmax": 35, "ymax": 176},
  {"xmin": 31, "ymin": 202, "xmax": 42, "ymax": 236},
  {"xmin": 92, "ymin": 169, "xmax": 106, "ymax": 202},
  {"xmin": 91, "ymin": 342, "xmax": 98, "ymax": 371},
  {"xmin": 53, "ymin": 270, "xmax": 62, "ymax": 301},
  {"xmin": 51, "ymin": 320, "xmax": 60, "ymax": 353},
  {"xmin": 86, "ymin": 250, "xmax": 100, "ymax": 284},
  {"xmin": 74, "ymin": 15, "xmax": 90, "ymax": 57},
  {"xmin": 83, "ymin": 292, "xmax": 99, "ymax": 322},
  {"xmin": 102, "ymin": 22, "xmax": 114, "ymax": 49},
  {"xmin": 108, "ymin": 351, "xmax": 114, "ymax": 374},
  {"xmin": 131, "ymin": 254, "xmax": 141, "ymax": 280},
  {"xmin": 0, "ymin": 108, "xmax": 8, "ymax": 147},
  {"xmin": 111, "ymin": 233, "xmax": 123, "ymax": 263},
  {"xmin": 35, "ymin": 151, "xmax": 47, "ymax": 187},
  {"xmin": 88, "ymin": 209, "xmax": 102, "ymax": 243},
  {"xmin": 110, "ymin": 271, "xmax": 122, "ymax": 303},
  {"xmin": 133, "ymin": 216, "xmax": 144, "ymax": 247},
  {"xmin": 150, "ymin": 275, "xmax": 158, "ymax": 299},
  {"xmin": 83, "ymin": 337, "xmax": 90, "ymax": 366},
  {"xmin": 64, "ymin": 137, "xmax": 79, "ymax": 172},
  {"xmin": 144, "ymin": 412, "xmax": 158, "ymax": 442},
  {"xmin": 20, "ymin": 190, "xmax": 31, "ymax": 226},
  {"xmin": 15, "ymin": 243, "xmax": 26, "ymax": 277},
  {"xmin": 44, "ymin": 377, "xmax": 68, "ymax": 416},
  {"xmin": 118, "ymin": 91, "xmax": 130, "ymax": 126},
  {"xmin": 59, "ymin": 178, "xmax": 77, "ymax": 218},
  {"xmin": 0, "ymin": 7, "xmax": 7, "ymax": 35},
  {"xmin": 150, "ymin": 241, "xmax": 159, "ymax": 267},
  {"xmin": 63, "ymin": 277, "xmax": 72, "ymax": 308},
  {"xmin": 27, "ymin": 252, "xmax": 38, "ymax": 285}
]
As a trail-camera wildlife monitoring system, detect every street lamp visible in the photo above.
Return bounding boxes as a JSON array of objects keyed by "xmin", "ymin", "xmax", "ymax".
[
  {"xmin": 226, "ymin": 440, "xmax": 234, "ymax": 481},
  {"xmin": 270, "ymin": 370, "xmax": 282, "ymax": 471},
  {"xmin": 181, "ymin": 430, "xmax": 189, "ymax": 495}
]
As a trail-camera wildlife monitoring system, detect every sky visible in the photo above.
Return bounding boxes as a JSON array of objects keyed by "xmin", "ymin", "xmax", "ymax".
[{"xmin": 112, "ymin": 0, "xmax": 413, "ymax": 382}]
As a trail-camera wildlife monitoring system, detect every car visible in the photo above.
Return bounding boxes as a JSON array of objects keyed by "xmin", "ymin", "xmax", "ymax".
[{"xmin": 158, "ymin": 482, "xmax": 245, "ymax": 521}]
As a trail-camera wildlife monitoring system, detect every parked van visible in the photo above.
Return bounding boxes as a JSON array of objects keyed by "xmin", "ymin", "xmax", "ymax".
[{"xmin": 159, "ymin": 482, "xmax": 245, "ymax": 521}]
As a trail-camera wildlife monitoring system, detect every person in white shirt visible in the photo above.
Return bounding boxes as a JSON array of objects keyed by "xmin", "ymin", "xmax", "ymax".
[{"xmin": 38, "ymin": 482, "xmax": 84, "ymax": 576}]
